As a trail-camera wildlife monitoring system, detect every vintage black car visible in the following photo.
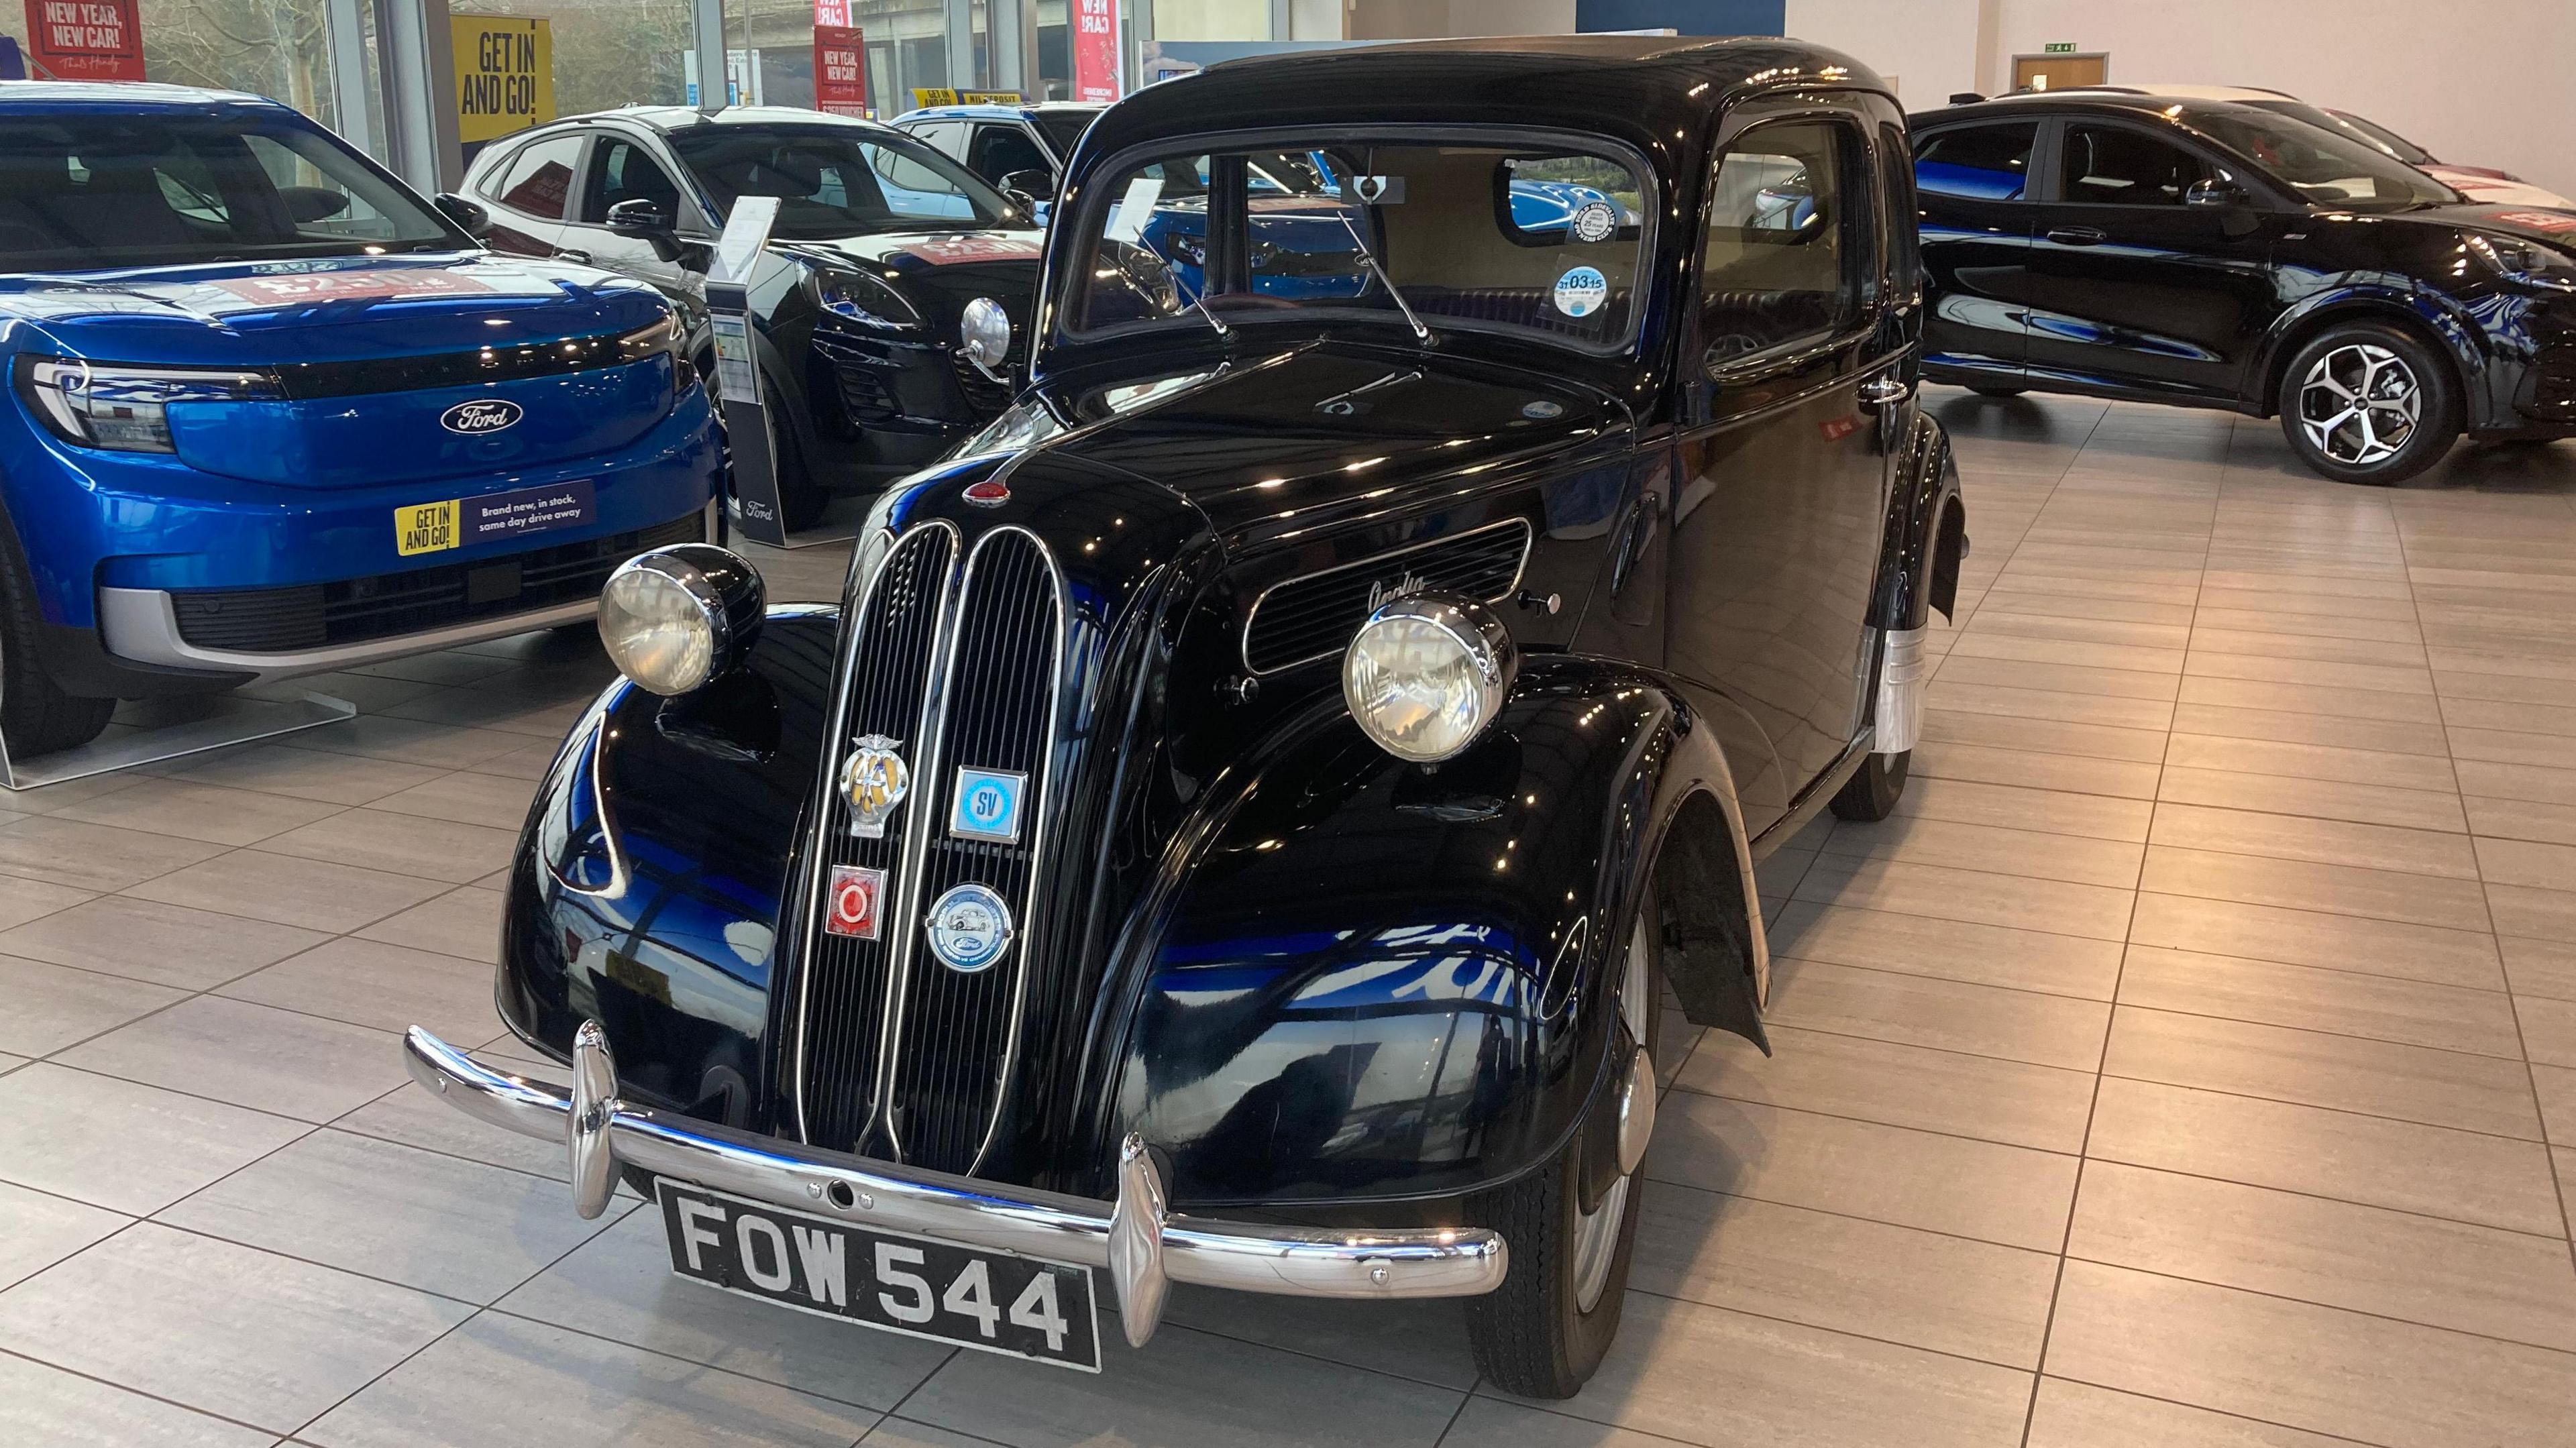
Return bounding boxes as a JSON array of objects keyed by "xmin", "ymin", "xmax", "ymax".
[
  {"xmin": 460, "ymin": 107, "xmax": 1042, "ymax": 528},
  {"xmin": 406, "ymin": 36, "xmax": 1967, "ymax": 1396},
  {"xmin": 1913, "ymin": 91, "xmax": 2576, "ymax": 483}
]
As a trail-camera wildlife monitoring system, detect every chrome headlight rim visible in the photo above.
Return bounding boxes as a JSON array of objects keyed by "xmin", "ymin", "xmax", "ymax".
[
  {"xmin": 1342, "ymin": 592, "xmax": 1519, "ymax": 765},
  {"xmin": 961, "ymin": 295, "xmax": 1013, "ymax": 378},
  {"xmin": 598, "ymin": 545, "xmax": 761, "ymax": 697}
]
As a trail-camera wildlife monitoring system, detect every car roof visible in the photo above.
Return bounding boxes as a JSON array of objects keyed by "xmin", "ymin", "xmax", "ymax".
[
  {"xmin": 1911, "ymin": 89, "xmax": 2292, "ymax": 129},
  {"xmin": 0, "ymin": 80, "xmax": 288, "ymax": 113},
  {"xmin": 566, "ymin": 103, "xmax": 901, "ymax": 137},
  {"xmin": 892, "ymin": 102, "xmax": 1105, "ymax": 124},
  {"xmin": 2043, "ymin": 82, "xmax": 2296, "ymax": 103}
]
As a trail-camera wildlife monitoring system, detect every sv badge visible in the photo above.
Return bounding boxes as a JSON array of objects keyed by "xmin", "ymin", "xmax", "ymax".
[{"xmin": 841, "ymin": 735, "xmax": 910, "ymax": 837}]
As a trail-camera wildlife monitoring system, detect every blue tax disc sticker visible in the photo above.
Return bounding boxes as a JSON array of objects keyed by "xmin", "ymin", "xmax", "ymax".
[
  {"xmin": 949, "ymin": 767, "xmax": 1027, "ymax": 843},
  {"xmin": 1553, "ymin": 266, "xmax": 1608, "ymax": 319}
]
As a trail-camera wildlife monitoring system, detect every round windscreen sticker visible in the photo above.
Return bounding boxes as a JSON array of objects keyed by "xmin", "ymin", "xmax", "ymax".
[
  {"xmin": 1554, "ymin": 266, "xmax": 1609, "ymax": 319},
  {"xmin": 1570, "ymin": 201, "xmax": 1618, "ymax": 243}
]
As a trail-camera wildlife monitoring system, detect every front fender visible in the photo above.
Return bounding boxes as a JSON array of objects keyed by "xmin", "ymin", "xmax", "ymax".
[
  {"xmin": 1112, "ymin": 655, "xmax": 1764, "ymax": 1211},
  {"xmin": 496, "ymin": 605, "xmax": 839, "ymax": 1121},
  {"xmin": 1872, "ymin": 410, "xmax": 1966, "ymax": 632}
]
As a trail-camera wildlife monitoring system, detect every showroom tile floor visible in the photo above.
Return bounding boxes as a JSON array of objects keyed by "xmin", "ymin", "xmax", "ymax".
[{"xmin": 2, "ymin": 388, "xmax": 2575, "ymax": 1447}]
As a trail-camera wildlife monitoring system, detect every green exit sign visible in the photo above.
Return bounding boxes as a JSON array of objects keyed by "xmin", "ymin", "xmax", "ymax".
[{"xmin": 2043, "ymin": 41, "xmax": 2078, "ymax": 54}]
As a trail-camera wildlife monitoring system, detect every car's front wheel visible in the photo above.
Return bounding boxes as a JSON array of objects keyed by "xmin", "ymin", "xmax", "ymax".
[
  {"xmin": 2278, "ymin": 323, "xmax": 2460, "ymax": 485},
  {"xmin": 0, "ymin": 541, "xmax": 113, "ymax": 760},
  {"xmin": 1464, "ymin": 892, "xmax": 1662, "ymax": 1398}
]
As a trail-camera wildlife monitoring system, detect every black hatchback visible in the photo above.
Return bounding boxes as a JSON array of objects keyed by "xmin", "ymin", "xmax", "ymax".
[{"xmin": 1911, "ymin": 92, "xmax": 2576, "ymax": 482}]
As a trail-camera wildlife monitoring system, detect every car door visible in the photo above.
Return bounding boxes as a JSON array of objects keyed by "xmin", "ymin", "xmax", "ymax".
[
  {"xmin": 2020, "ymin": 117, "xmax": 2278, "ymax": 401},
  {"xmin": 471, "ymin": 129, "xmax": 587, "ymax": 259},
  {"xmin": 1913, "ymin": 119, "xmax": 2041, "ymax": 378},
  {"xmin": 562, "ymin": 132, "xmax": 704, "ymax": 302},
  {"xmin": 1666, "ymin": 103, "xmax": 1896, "ymax": 836}
]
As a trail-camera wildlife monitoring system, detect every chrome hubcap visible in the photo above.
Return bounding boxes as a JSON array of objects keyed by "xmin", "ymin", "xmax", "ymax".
[
  {"xmin": 1571, "ymin": 913, "xmax": 1652, "ymax": 1313},
  {"xmin": 2298, "ymin": 343, "xmax": 2420, "ymax": 467}
]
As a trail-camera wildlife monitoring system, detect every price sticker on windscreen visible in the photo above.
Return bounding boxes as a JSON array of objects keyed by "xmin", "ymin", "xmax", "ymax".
[{"xmin": 1103, "ymin": 176, "xmax": 1165, "ymax": 246}]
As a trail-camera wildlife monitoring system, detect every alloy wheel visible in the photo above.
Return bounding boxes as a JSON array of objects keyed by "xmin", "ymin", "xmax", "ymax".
[
  {"xmin": 2298, "ymin": 343, "xmax": 2420, "ymax": 468},
  {"xmin": 1570, "ymin": 912, "xmax": 1653, "ymax": 1313}
]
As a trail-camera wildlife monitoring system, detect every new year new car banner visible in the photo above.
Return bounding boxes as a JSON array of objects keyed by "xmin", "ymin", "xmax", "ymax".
[{"xmin": 21, "ymin": 0, "xmax": 143, "ymax": 82}]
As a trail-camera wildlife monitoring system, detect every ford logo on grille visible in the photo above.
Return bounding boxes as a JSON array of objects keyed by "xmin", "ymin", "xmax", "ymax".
[{"xmin": 440, "ymin": 398, "xmax": 523, "ymax": 435}]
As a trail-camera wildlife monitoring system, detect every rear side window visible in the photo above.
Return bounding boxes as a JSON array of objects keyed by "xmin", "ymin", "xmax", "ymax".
[
  {"xmin": 1699, "ymin": 116, "xmax": 1873, "ymax": 366},
  {"xmin": 490, "ymin": 134, "xmax": 582, "ymax": 220},
  {"xmin": 2059, "ymin": 124, "xmax": 2210, "ymax": 206},
  {"xmin": 1914, "ymin": 123, "xmax": 2037, "ymax": 201}
]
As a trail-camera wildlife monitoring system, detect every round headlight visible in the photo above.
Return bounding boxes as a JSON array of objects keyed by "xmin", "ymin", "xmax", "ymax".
[
  {"xmin": 598, "ymin": 545, "xmax": 763, "ymax": 696},
  {"xmin": 960, "ymin": 296, "xmax": 1012, "ymax": 376},
  {"xmin": 1342, "ymin": 594, "xmax": 1519, "ymax": 763}
]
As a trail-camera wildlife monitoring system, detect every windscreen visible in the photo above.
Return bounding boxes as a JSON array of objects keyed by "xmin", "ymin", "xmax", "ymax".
[
  {"xmin": 0, "ymin": 114, "xmax": 458, "ymax": 270},
  {"xmin": 2191, "ymin": 108, "xmax": 2457, "ymax": 209},
  {"xmin": 669, "ymin": 125, "xmax": 1008, "ymax": 237},
  {"xmin": 1064, "ymin": 137, "xmax": 1650, "ymax": 352},
  {"xmin": 1030, "ymin": 110, "xmax": 1096, "ymax": 160},
  {"xmin": 2241, "ymin": 99, "xmax": 2434, "ymax": 169},
  {"xmin": 2323, "ymin": 108, "xmax": 2436, "ymax": 166}
]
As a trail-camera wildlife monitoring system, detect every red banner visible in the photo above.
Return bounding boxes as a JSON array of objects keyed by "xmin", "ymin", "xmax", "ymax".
[
  {"xmin": 1071, "ymin": 0, "xmax": 1120, "ymax": 104},
  {"xmin": 813, "ymin": 23, "xmax": 867, "ymax": 118},
  {"xmin": 22, "ymin": 0, "xmax": 144, "ymax": 81}
]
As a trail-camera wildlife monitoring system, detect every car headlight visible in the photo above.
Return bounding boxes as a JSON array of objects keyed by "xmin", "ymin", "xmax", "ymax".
[
  {"xmin": 961, "ymin": 296, "xmax": 1013, "ymax": 378},
  {"xmin": 615, "ymin": 311, "xmax": 692, "ymax": 394},
  {"xmin": 1342, "ymin": 594, "xmax": 1519, "ymax": 763},
  {"xmin": 598, "ymin": 544, "xmax": 765, "ymax": 696},
  {"xmin": 14, "ymin": 355, "xmax": 280, "ymax": 453},
  {"xmin": 2471, "ymin": 233, "xmax": 2576, "ymax": 290},
  {"xmin": 816, "ymin": 268, "xmax": 923, "ymax": 331}
]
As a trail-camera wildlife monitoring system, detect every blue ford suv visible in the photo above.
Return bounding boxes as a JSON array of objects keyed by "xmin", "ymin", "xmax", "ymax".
[{"xmin": 0, "ymin": 84, "xmax": 720, "ymax": 756}]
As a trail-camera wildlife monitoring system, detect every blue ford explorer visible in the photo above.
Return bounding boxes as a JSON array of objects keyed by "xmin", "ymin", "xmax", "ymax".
[{"xmin": 0, "ymin": 83, "xmax": 720, "ymax": 756}]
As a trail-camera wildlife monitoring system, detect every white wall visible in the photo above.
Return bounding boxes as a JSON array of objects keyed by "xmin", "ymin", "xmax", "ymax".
[
  {"xmin": 1783, "ymin": 0, "xmax": 1983, "ymax": 109},
  {"xmin": 1444, "ymin": 0, "xmax": 1578, "ymax": 36}
]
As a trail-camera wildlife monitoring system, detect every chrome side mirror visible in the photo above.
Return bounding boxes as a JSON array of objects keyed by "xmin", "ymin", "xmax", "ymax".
[{"xmin": 2185, "ymin": 178, "xmax": 2249, "ymax": 209}]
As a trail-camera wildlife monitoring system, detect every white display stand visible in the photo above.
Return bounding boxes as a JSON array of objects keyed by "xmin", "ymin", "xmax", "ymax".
[{"xmin": 0, "ymin": 689, "xmax": 356, "ymax": 791}]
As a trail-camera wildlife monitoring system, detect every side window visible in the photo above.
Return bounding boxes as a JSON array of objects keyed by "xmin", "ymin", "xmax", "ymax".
[
  {"xmin": 967, "ymin": 123, "xmax": 1051, "ymax": 185},
  {"xmin": 582, "ymin": 139, "xmax": 682, "ymax": 223},
  {"xmin": 906, "ymin": 120, "xmax": 968, "ymax": 160},
  {"xmin": 2059, "ymin": 124, "xmax": 2211, "ymax": 207},
  {"xmin": 489, "ymin": 134, "xmax": 583, "ymax": 221},
  {"xmin": 242, "ymin": 133, "xmax": 402, "ymax": 239},
  {"xmin": 1699, "ymin": 116, "xmax": 1871, "ymax": 367},
  {"xmin": 1913, "ymin": 122, "xmax": 2038, "ymax": 201},
  {"xmin": 1880, "ymin": 121, "xmax": 1920, "ymax": 302}
]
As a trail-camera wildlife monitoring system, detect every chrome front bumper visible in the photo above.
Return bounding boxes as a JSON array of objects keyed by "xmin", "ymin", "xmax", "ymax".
[{"xmin": 404, "ymin": 1023, "xmax": 1508, "ymax": 1347}]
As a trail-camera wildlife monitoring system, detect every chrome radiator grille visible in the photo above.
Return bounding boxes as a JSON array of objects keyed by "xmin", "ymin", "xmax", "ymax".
[{"xmin": 793, "ymin": 522, "xmax": 1067, "ymax": 1176}]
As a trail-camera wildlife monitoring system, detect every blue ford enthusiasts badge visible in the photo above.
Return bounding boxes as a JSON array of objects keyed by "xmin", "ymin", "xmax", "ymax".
[
  {"xmin": 925, "ymin": 883, "xmax": 1014, "ymax": 973},
  {"xmin": 950, "ymin": 767, "xmax": 1027, "ymax": 843}
]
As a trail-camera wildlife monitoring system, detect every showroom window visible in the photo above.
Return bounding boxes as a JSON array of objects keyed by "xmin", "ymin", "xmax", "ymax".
[
  {"xmin": 1914, "ymin": 122, "xmax": 2039, "ymax": 202},
  {"xmin": 1699, "ymin": 116, "xmax": 1872, "ymax": 366},
  {"xmin": 494, "ymin": 133, "xmax": 585, "ymax": 220},
  {"xmin": 2058, "ymin": 124, "xmax": 2212, "ymax": 207}
]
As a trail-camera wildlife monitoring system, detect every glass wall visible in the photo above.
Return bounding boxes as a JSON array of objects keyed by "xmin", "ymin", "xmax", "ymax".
[
  {"xmin": 138, "ymin": 0, "xmax": 347, "ymax": 131},
  {"xmin": 450, "ymin": 0, "xmax": 697, "ymax": 118}
]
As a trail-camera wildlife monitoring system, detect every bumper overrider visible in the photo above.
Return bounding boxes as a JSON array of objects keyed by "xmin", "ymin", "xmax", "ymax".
[{"xmin": 403, "ymin": 1022, "xmax": 1509, "ymax": 1347}]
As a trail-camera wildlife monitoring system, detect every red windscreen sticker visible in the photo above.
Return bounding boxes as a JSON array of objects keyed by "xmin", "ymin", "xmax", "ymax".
[
  {"xmin": 207, "ymin": 271, "xmax": 497, "ymax": 303},
  {"xmin": 895, "ymin": 237, "xmax": 1043, "ymax": 266}
]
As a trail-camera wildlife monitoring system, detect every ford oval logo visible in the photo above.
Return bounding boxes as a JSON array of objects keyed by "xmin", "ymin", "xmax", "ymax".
[{"xmin": 440, "ymin": 398, "xmax": 523, "ymax": 435}]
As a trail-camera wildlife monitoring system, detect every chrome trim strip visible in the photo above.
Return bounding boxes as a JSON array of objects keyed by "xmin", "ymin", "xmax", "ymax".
[
  {"xmin": 1238, "ymin": 516, "xmax": 1535, "ymax": 677},
  {"xmin": 790, "ymin": 520, "xmax": 963, "ymax": 1146},
  {"xmin": 405, "ymin": 1023, "xmax": 1507, "ymax": 1343},
  {"xmin": 100, "ymin": 587, "xmax": 598, "ymax": 685},
  {"xmin": 1874, "ymin": 625, "xmax": 1929, "ymax": 755}
]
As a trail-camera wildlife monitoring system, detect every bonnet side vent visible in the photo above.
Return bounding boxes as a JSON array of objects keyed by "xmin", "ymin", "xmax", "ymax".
[{"xmin": 1240, "ymin": 518, "xmax": 1532, "ymax": 675}]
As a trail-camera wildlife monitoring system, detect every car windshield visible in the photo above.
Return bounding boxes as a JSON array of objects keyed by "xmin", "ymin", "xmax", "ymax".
[
  {"xmin": 0, "ymin": 112, "xmax": 458, "ymax": 272},
  {"xmin": 2190, "ymin": 107, "xmax": 2458, "ymax": 209},
  {"xmin": 1031, "ymin": 110, "xmax": 1095, "ymax": 159},
  {"xmin": 2323, "ymin": 108, "xmax": 2436, "ymax": 166},
  {"xmin": 1065, "ymin": 135, "xmax": 1649, "ymax": 351},
  {"xmin": 2241, "ymin": 99, "xmax": 2435, "ymax": 168},
  {"xmin": 668, "ymin": 124, "xmax": 1008, "ymax": 237}
]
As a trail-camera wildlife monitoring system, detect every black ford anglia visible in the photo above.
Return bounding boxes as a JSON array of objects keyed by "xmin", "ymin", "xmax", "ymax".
[{"xmin": 406, "ymin": 34, "xmax": 1968, "ymax": 1396}]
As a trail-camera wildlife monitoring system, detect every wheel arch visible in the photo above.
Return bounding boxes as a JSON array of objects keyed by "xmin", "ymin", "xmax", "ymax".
[{"xmin": 2253, "ymin": 291, "xmax": 2487, "ymax": 422}]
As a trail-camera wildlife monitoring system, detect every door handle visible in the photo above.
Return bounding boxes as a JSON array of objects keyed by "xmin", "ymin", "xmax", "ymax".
[
  {"xmin": 2044, "ymin": 227, "xmax": 2106, "ymax": 247},
  {"xmin": 554, "ymin": 247, "xmax": 594, "ymax": 264},
  {"xmin": 1858, "ymin": 375, "xmax": 1913, "ymax": 406}
]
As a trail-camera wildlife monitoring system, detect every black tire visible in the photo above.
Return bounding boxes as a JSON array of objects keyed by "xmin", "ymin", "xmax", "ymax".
[
  {"xmin": 1966, "ymin": 384, "xmax": 2026, "ymax": 398},
  {"xmin": 1464, "ymin": 891, "xmax": 1663, "ymax": 1398},
  {"xmin": 0, "ymin": 538, "xmax": 113, "ymax": 759},
  {"xmin": 2277, "ymin": 322, "xmax": 2460, "ymax": 485},
  {"xmin": 1828, "ymin": 748, "xmax": 1910, "ymax": 822}
]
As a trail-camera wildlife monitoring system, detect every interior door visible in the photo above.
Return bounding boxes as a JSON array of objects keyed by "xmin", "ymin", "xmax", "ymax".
[
  {"xmin": 1913, "ymin": 120, "xmax": 2041, "ymax": 378},
  {"xmin": 1666, "ymin": 107, "xmax": 1896, "ymax": 836},
  {"xmin": 2013, "ymin": 54, "xmax": 2108, "ymax": 91},
  {"xmin": 2020, "ymin": 121, "xmax": 2277, "ymax": 401}
]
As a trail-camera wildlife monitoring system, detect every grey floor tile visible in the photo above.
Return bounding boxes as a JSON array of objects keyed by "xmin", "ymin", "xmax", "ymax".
[
  {"xmin": 55, "ymin": 996, "xmax": 409, "ymax": 1125},
  {"xmin": 2127, "ymin": 891, "xmax": 2503, "ymax": 989},
  {"xmin": 156, "ymin": 1130, "xmax": 624, "ymax": 1304},
  {"xmin": 0, "ymin": 895, "xmax": 329, "ymax": 991},
  {"xmin": 2520, "ymin": 994, "xmax": 2576, "ymax": 1070},
  {"xmin": 0, "ymin": 1178, "xmax": 129, "ymax": 1290},
  {"xmin": 2465, "ymin": 793, "xmax": 2576, "ymax": 846},
  {"xmin": 1918, "ymin": 708, "xmax": 2169, "ymax": 765},
  {"xmin": 1765, "ymin": 901, "xmax": 2124, "ymax": 999},
  {"xmin": 2156, "ymin": 764, "xmax": 2468, "ymax": 833},
  {"xmin": 1766, "ymin": 958, "xmax": 2110, "ymax": 1070},
  {"xmin": 1793, "ymin": 855, "xmax": 2135, "ymax": 942},
  {"xmin": 1682, "ymin": 1025, "xmax": 2096, "ymax": 1153},
  {"xmin": 0, "ymin": 816, "xmax": 229, "ymax": 892},
  {"xmin": 169, "ymin": 745, "xmax": 449, "ymax": 806},
  {"xmin": 0, "ymin": 1064, "xmax": 305, "ymax": 1215},
  {"xmin": 333, "ymin": 1079, "xmax": 570, "ymax": 1180},
  {"xmin": 493, "ymin": 1207, "xmax": 949, "ymax": 1409},
  {"xmin": 0, "ymin": 1223, "xmax": 470, "ymax": 1434},
  {"xmin": 276, "ymin": 714, "xmax": 535, "ymax": 770},
  {"xmin": 2148, "ymin": 801, "xmax": 2480, "ymax": 879},
  {"xmin": 0, "ymin": 1352, "xmax": 279, "ymax": 1448},
  {"xmin": 256, "ymin": 809, "xmax": 521, "ymax": 886},
  {"xmin": 2026, "ymin": 1377, "xmax": 2357, "ymax": 1448},
  {"xmin": 1909, "ymin": 740, "xmax": 2164, "ymax": 801},
  {"xmin": 123, "ymin": 850, "xmax": 449, "ymax": 934},
  {"xmin": 363, "ymin": 771, "xmax": 542, "ymax": 830},
  {"xmin": 899, "ymin": 1315, "xmax": 1462, "ymax": 1448},
  {"xmin": 2502, "ymin": 933, "xmax": 2576, "ymax": 1001},
  {"xmin": 1888, "ymin": 776, "xmax": 2155, "ymax": 843},
  {"xmin": 2116, "ymin": 946, "xmax": 2526, "ymax": 1059},
  {"xmin": 2104, "ymin": 1005, "xmax": 2542, "ymax": 1140},
  {"xmin": 860, "ymin": 1420, "xmax": 1008, "ymax": 1448},
  {"xmin": 2139, "ymin": 844, "xmax": 2493, "ymax": 934},
  {"xmin": 0, "ymin": 873, "xmax": 97, "ymax": 932},
  {"xmin": 2086, "ymin": 1076, "xmax": 2565, "ymax": 1237},
  {"xmin": 0, "ymin": 954, "xmax": 185, "ymax": 1056},
  {"xmin": 2044, "ymin": 1260, "xmax": 2576, "ymax": 1448},
  {"xmin": 219, "ymin": 938, "xmax": 505, "ymax": 1045},
  {"xmin": 301, "ymin": 1311, "xmax": 879, "ymax": 1448},
  {"xmin": 2487, "ymin": 880, "xmax": 2576, "ymax": 940},
  {"xmin": 1817, "ymin": 814, "xmax": 2143, "ymax": 889},
  {"xmin": 353, "ymin": 885, "xmax": 505, "ymax": 963}
]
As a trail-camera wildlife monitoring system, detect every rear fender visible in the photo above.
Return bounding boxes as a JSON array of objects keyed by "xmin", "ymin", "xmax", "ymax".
[{"xmin": 1110, "ymin": 655, "xmax": 1766, "ymax": 1210}]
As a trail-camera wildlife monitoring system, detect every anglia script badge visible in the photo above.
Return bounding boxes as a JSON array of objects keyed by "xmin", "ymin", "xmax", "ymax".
[
  {"xmin": 823, "ymin": 865, "xmax": 885, "ymax": 940},
  {"xmin": 841, "ymin": 735, "xmax": 910, "ymax": 838}
]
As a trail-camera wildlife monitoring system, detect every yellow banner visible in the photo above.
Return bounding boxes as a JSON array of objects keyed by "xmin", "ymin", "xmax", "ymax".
[
  {"xmin": 452, "ymin": 16, "xmax": 555, "ymax": 144},
  {"xmin": 908, "ymin": 88, "xmax": 1026, "ymax": 109}
]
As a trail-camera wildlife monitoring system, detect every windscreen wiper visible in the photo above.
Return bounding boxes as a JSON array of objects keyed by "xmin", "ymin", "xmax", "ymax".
[
  {"xmin": 1169, "ymin": 264, "xmax": 1232, "ymax": 341},
  {"xmin": 1334, "ymin": 213, "xmax": 1430, "ymax": 345}
]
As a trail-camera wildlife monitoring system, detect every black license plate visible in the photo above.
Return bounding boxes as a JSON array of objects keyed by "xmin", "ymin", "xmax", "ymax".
[{"xmin": 655, "ymin": 1180, "xmax": 1102, "ymax": 1372}]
